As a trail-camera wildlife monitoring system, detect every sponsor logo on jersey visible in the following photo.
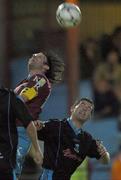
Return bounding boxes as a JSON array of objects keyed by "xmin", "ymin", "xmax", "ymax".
[
  {"xmin": 33, "ymin": 76, "xmax": 46, "ymax": 90},
  {"xmin": 74, "ymin": 144, "xmax": 80, "ymax": 153}
]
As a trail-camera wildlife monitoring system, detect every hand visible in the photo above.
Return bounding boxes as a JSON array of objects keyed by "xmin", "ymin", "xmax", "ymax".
[
  {"xmin": 96, "ymin": 140, "xmax": 107, "ymax": 157},
  {"xmin": 96, "ymin": 140, "xmax": 110, "ymax": 164},
  {"xmin": 33, "ymin": 149, "xmax": 43, "ymax": 165},
  {"xmin": 34, "ymin": 120, "xmax": 45, "ymax": 130}
]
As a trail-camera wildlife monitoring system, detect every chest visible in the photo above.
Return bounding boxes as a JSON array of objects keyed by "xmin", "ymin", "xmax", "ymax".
[{"xmin": 62, "ymin": 133, "xmax": 85, "ymax": 157}]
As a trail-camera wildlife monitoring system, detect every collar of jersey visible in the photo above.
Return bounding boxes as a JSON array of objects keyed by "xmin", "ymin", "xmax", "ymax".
[
  {"xmin": 28, "ymin": 73, "xmax": 44, "ymax": 79},
  {"xmin": 67, "ymin": 118, "xmax": 81, "ymax": 135}
]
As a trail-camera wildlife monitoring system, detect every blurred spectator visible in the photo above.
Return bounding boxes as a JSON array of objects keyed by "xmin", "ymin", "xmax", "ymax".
[
  {"xmin": 93, "ymin": 76, "xmax": 120, "ymax": 119},
  {"xmin": 114, "ymin": 81, "xmax": 121, "ymax": 131},
  {"xmin": 111, "ymin": 146, "xmax": 121, "ymax": 180},
  {"xmin": 80, "ymin": 38, "xmax": 100, "ymax": 80},
  {"xmin": 99, "ymin": 26, "xmax": 121, "ymax": 61},
  {"xmin": 94, "ymin": 48, "xmax": 121, "ymax": 86},
  {"xmin": 112, "ymin": 26, "xmax": 121, "ymax": 60},
  {"xmin": 99, "ymin": 33, "xmax": 113, "ymax": 59},
  {"xmin": 114, "ymin": 81, "xmax": 121, "ymax": 106}
]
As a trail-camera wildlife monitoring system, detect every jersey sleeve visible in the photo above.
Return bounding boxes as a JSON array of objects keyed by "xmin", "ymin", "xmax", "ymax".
[
  {"xmin": 12, "ymin": 93, "xmax": 34, "ymax": 128},
  {"xmin": 37, "ymin": 119, "xmax": 59, "ymax": 141},
  {"xmin": 20, "ymin": 74, "xmax": 48, "ymax": 101},
  {"xmin": 86, "ymin": 133, "xmax": 101, "ymax": 159}
]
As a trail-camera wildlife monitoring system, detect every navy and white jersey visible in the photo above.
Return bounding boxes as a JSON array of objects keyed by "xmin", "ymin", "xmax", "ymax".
[
  {"xmin": 0, "ymin": 88, "xmax": 33, "ymax": 170},
  {"xmin": 38, "ymin": 118, "xmax": 101, "ymax": 180}
]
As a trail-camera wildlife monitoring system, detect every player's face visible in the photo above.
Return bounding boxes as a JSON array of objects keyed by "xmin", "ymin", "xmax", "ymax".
[
  {"xmin": 72, "ymin": 100, "xmax": 93, "ymax": 122},
  {"xmin": 32, "ymin": 53, "xmax": 49, "ymax": 73}
]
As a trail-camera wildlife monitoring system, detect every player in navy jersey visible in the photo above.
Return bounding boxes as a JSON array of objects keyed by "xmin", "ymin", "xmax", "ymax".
[
  {"xmin": 37, "ymin": 98, "xmax": 110, "ymax": 180},
  {"xmin": 14, "ymin": 51, "xmax": 65, "ymax": 177},
  {"xmin": 0, "ymin": 88, "xmax": 42, "ymax": 180}
]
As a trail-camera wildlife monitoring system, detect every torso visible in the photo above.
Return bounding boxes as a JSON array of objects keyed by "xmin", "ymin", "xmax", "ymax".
[{"xmin": 15, "ymin": 74, "xmax": 51, "ymax": 126}]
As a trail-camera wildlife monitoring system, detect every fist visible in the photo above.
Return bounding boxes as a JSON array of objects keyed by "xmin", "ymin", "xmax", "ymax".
[
  {"xmin": 34, "ymin": 120, "xmax": 45, "ymax": 130},
  {"xmin": 96, "ymin": 140, "xmax": 107, "ymax": 157}
]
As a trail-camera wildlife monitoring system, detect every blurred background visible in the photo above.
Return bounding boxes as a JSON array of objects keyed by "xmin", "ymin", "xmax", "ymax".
[{"xmin": 1, "ymin": 0, "xmax": 121, "ymax": 179}]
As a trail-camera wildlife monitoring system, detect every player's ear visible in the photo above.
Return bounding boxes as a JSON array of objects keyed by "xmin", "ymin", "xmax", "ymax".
[{"xmin": 89, "ymin": 108, "xmax": 93, "ymax": 120}]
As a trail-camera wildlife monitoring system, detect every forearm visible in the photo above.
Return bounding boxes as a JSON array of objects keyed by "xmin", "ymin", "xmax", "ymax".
[
  {"xmin": 100, "ymin": 152, "xmax": 110, "ymax": 164},
  {"xmin": 26, "ymin": 121, "xmax": 40, "ymax": 151},
  {"xmin": 96, "ymin": 140, "xmax": 110, "ymax": 164}
]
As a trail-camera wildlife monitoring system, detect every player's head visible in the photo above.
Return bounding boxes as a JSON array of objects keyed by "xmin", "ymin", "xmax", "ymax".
[
  {"xmin": 28, "ymin": 51, "xmax": 65, "ymax": 84},
  {"xmin": 44, "ymin": 51, "xmax": 65, "ymax": 84},
  {"xmin": 28, "ymin": 52, "xmax": 49, "ymax": 74},
  {"xmin": 71, "ymin": 98, "xmax": 94, "ymax": 123}
]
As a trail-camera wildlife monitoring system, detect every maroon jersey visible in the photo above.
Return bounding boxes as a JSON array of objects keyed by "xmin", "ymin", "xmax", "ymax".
[{"xmin": 15, "ymin": 74, "xmax": 51, "ymax": 126}]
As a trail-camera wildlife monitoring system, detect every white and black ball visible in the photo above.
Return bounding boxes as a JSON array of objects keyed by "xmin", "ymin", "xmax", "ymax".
[{"xmin": 56, "ymin": 2, "xmax": 82, "ymax": 28}]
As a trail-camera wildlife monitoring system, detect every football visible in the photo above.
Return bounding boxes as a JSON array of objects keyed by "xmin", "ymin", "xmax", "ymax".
[{"xmin": 56, "ymin": 2, "xmax": 82, "ymax": 28}]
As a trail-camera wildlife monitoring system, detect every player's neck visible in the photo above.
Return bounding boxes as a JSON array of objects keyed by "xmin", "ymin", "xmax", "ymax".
[
  {"xmin": 70, "ymin": 115, "xmax": 83, "ymax": 128},
  {"xmin": 29, "ymin": 70, "xmax": 44, "ymax": 76}
]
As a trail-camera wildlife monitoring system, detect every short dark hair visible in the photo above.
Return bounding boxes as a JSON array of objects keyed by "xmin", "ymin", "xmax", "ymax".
[
  {"xmin": 72, "ymin": 98, "xmax": 94, "ymax": 112},
  {"xmin": 80, "ymin": 98, "xmax": 94, "ymax": 105},
  {"xmin": 44, "ymin": 51, "xmax": 65, "ymax": 84}
]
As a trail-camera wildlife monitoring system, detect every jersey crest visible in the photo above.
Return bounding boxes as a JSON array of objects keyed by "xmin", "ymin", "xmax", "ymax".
[{"xmin": 33, "ymin": 76, "xmax": 46, "ymax": 90}]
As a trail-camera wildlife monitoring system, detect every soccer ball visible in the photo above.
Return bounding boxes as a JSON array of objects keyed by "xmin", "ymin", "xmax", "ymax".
[{"xmin": 56, "ymin": 2, "xmax": 82, "ymax": 28}]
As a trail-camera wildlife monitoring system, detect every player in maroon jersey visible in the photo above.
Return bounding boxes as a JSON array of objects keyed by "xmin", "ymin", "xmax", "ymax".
[{"xmin": 14, "ymin": 51, "xmax": 65, "ymax": 177}]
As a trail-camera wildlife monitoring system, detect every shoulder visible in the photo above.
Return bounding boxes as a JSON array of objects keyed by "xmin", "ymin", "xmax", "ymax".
[
  {"xmin": 44, "ymin": 118, "xmax": 63, "ymax": 127},
  {"xmin": 39, "ymin": 119, "xmax": 61, "ymax": 132},
  {"xmin": 0, "ymin": 88, "xmax": 21, "ymax": 105},
  {"xmin": 81, "ymin": 130, "xmax": 93, "ymax": 141},
  {"xmin": 0, "ymin": 87, "xmax": 15, "ymax": 97},
  {"xmin": 44, "ymin": 118, "xmax": 61, "ymax": 125}
]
